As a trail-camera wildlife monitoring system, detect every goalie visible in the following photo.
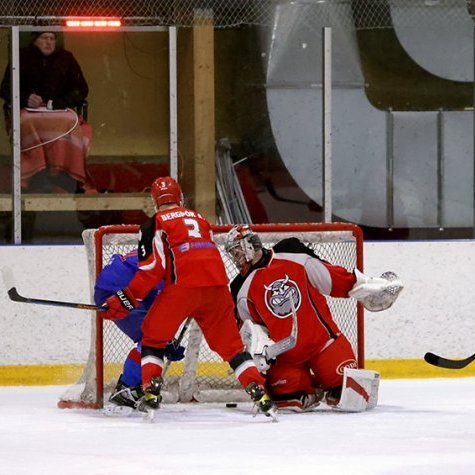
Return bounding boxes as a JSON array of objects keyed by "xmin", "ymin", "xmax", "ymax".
[{"xmin": 225, "ymin": 225, "xmax": 403, "ymax": 413}]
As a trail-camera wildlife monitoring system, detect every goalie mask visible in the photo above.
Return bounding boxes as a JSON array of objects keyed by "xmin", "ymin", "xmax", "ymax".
[
  {"xmin": 225, "ymin": 225, "xmax": 263, "ymax": 272},
  {"xmin": 151, "ymin": 176, "xmax": 184, "ymax": 210}
]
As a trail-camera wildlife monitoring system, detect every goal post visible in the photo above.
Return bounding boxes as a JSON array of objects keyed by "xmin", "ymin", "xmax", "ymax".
[{"xmin": 58, "ymin": 222, "xmax": 364, "ymax": 409}]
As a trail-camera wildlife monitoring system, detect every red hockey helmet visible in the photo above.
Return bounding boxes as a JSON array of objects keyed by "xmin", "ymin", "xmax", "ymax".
[{"xmin": 151, "ymin": 176, "xmax": 184, "ymax": 209}]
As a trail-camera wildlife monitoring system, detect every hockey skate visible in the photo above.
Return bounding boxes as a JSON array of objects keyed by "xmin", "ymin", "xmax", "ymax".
[
  {"xmin": 103, "ymin": 377, "xmax": 145, "ymax": 416},
  {"xmin": 325, "ymin": 386, "xmax": 342, "ymax": 407},
  {"xmin": 138, "ymin": 376, "xmax": 163, "ymax": 422},
  {"xmin": 246, "ymin": 382, "xmax": 278, "ymax": 422},
  {"xmin": 275, "ymin": 388, "xmax": 324, "ymax": 413}
]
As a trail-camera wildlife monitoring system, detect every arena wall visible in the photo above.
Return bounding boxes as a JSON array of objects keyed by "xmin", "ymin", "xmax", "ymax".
[{"xmin": 1, "ymin": 240, "xmax": 474, "ymax": 384}]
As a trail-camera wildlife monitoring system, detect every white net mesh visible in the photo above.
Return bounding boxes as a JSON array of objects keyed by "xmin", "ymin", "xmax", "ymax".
[
  {"xmin": 0, "ymin": 1, "xmax": 471, "ymax": 29},
  {"xmin": 59, "ymin": 222, "xmax": 363, "ymax": 408}
]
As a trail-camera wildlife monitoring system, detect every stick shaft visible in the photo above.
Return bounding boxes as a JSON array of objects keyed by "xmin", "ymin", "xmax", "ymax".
[
  {"xmin": 8, "ymin": 287, "xmax": 103, "ymax": 311},
  {"xmin": 264, "ymin": 296, "xmax": 298, "ymax": 360}
]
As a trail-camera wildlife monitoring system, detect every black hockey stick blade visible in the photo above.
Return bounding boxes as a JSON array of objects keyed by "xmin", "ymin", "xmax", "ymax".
[
  {"xmin": 424, "ymin": 352, "xmax": 475, "ymax": 370},
  {"xmin": 8, "ymin": 287, "xmax": 104, "ymax": 312}
]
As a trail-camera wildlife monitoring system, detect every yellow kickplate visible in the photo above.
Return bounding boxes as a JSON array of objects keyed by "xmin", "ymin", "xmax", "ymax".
[
  {"xmin": 1, "ymin": 359, "xmax": 474, "ymax": 386},
  {"xmin": 0, "ymin": 364, "xmax": 85, "ymax": 386},
  {"xmin": 365, "ymin": 359, "xmax": 475, "ymax": 379}
]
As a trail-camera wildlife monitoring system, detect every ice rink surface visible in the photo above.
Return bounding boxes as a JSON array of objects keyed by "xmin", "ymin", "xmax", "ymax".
[{"xmin": 1, "ymin": 378, "xmax": 474, "ymax": 475}]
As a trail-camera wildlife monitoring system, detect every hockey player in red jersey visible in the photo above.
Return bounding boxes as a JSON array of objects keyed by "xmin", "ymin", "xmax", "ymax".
[
  {"xmin": 225, "ymin": 225, "xmax": 403, "ymax": 413},
  {"xmin": 102, "ymin": 177, "xmax": 277, "ymax": 420}
]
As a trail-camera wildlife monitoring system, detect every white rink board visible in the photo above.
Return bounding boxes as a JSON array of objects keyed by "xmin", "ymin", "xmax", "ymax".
[
  {"xmin": 364, "ymin": 240, "xmax": 475, "ymax": 359},
  {"xmin": 0, "ymin": 240, "xmax": 475, "ymax": 364},
  {"xmin": 0, "ymin": 245, "xmax": 92, "ymax": 364}
]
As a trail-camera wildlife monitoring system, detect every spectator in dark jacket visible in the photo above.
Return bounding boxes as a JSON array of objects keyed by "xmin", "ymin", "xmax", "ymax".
[
  {"xmin": 1, "ymin": 31, "xmax": 89, "ymax": 111},
  {"xmin": 0, "ymin": 32, "xmax": 95, "ymax": 193}
]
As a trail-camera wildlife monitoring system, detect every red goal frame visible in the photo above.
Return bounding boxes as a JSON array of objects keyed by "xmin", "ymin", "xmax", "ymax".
[{"xmin": 58, "ymin": 222, "xmax": 364, "ymax": 409}]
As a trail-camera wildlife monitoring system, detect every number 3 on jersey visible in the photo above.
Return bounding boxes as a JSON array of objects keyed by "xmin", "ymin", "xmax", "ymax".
[{"xmin": 184, "ymin": 218, "xmax": 202, "ymax": 238}]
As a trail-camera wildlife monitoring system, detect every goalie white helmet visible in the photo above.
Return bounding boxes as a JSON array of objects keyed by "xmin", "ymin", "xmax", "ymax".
[{"xmin": 225, "ymin": 225, "xmax": 263, "ymax": 271}]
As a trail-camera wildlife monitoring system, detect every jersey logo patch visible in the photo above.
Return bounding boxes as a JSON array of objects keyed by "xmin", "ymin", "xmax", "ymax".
[
  {"xmin": 264, "ymin": 274, "xmax": 301, "ymax": 318},
  {"xmin": 336, "ymin": 359, "xmax": 358, "ymax": 375}
]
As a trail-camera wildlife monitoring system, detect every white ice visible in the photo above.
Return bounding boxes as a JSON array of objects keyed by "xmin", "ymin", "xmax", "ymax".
[{"xmin": 1, "ymin": 378, "xmax": 475, "ymax": 475}]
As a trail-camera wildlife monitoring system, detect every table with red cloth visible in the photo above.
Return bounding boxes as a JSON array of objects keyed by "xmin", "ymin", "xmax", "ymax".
[{"xmin": 20, "ymin": 108, "xmax": 96, "ymax": 192}]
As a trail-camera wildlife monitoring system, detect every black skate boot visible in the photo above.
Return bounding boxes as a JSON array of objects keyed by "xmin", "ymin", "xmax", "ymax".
[
  {"xmin": 109, "ymin": 377, "xmax": 145, "ymax": 409},
  {"xmin": 138, "ymin": 376, "xmax": 163, "ymax": 417},
  {"xmin": 102, "ymin": 376, "xmax": 145, "ymax": 416},
  {"xmin": 246, "ymin": 382, "xmax": 278, "ymax": 422}
]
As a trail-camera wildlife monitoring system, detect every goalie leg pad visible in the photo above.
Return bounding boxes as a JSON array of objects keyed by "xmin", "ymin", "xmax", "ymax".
[{"xmin": 333, "ymin": 367, "xmax": 380, "ymax": 412}]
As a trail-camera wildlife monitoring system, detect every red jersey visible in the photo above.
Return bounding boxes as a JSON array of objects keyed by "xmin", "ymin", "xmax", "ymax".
[
  {"xmin": 128, "ymin": 206, "xmax": 228, "ymax": 298},
  {"xmin": 231, "ymin": 238, "xmax": 357, "ymax": 363}
]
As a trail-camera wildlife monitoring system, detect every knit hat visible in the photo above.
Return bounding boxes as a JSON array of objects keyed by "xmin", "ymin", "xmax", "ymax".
[{"xmin": 30, "ymin": 31, "xmax": 56, "ymax": 43}]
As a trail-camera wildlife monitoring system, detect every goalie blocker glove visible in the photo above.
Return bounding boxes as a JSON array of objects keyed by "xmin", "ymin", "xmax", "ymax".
[
  {"xmin": 239, "ymin": 320, "xmax": 276, "ymax": 372},
  {"xmin": 103, "ymin": 287, "xmax": 138, "ymax": 320},
  {"xmin": 348, "ymin": 269, "xmax": 403, "ymax": 312}
]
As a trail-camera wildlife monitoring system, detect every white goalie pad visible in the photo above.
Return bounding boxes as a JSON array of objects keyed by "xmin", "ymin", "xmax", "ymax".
[
  {"xmin": 348, "ymin": 269, "xmax": 403, "ymax": 312},
  {"xmin": 239, "ymin": 320, "xmax": 276, "ymax": 372},
  {"xmin": 334, "ymin": 367, "xmax": 380, "ymax": 412}
]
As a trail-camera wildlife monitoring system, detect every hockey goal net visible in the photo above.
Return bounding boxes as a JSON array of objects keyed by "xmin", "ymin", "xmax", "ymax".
[{"xmin": 58, "ymin": 222, "xmax": 364, "ymax": 409}]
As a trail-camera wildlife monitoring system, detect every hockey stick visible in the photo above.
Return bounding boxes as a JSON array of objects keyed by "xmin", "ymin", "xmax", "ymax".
[
  {"xmin": 424, "ymin": 352, "xmax": 475, "ymax": 370},
  {"xmin": 8, "ymin": 287, "xmax": 104, "ymax": 312},
  {"xmin": 265, "ymin": 179, "xmax": 309, "ymax": 205},
  {"xmin": 236, "ymin": 293, "xmax": 299, "ymax": 362},
  {"xmin": 263, "ymin": 295, "xmax": 299, "ymax": 361}
]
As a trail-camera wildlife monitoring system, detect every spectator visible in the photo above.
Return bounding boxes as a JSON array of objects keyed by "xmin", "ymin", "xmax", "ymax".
[{"xmin": 0, "ymin": 31, "xmax": 96, "ymax": 193}]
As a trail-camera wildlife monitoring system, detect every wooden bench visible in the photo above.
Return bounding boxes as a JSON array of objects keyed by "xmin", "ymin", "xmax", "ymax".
[{"xmin": 0, "ymin": 192, "xmax": 153, "ymax": 214}]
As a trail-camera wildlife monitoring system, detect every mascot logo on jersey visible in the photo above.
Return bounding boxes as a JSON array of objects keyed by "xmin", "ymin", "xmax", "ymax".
[{"xmin": 264, "ymin": 275, "xmax": 301, "ymax": 318}]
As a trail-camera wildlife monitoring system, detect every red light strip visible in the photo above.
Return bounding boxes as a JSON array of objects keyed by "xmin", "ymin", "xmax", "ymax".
[{"xmin": 65, "ymin": 19, "xmax": 122, "ymax": 28}]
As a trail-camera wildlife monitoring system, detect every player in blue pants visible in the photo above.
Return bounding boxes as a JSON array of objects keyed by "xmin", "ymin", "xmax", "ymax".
[{"xmin": 94, "ymin": 250, "xmax": 184, "ymax": 410}]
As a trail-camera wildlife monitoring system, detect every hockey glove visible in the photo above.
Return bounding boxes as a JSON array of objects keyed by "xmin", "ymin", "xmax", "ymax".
[
  {"xmin": 349, "ymin": 269, "xmax": 403, "ymax": 312},
  {"xmin": 239, "ymin": 320, "xmax": 276, "ymax": 372},
  {"xmin": 164, "ymin": 339, "xmax": 186, "ymax": 361},
  {"xmin": 103, "ymin": 288, "xmax": 138, "ymax": 320}
]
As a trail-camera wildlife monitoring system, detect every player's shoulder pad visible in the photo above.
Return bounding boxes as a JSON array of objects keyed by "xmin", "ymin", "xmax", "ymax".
[
  {"xmin": 138, "ymin": 218, "xmax": 155, "ymax": 262},
  {"xmin": 230, "ymin": 273, "xmax": 246, "ymax": 301},
  {"xmin": 273, "ymin": 237, "xmax": 320, "ymax": 259}
]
